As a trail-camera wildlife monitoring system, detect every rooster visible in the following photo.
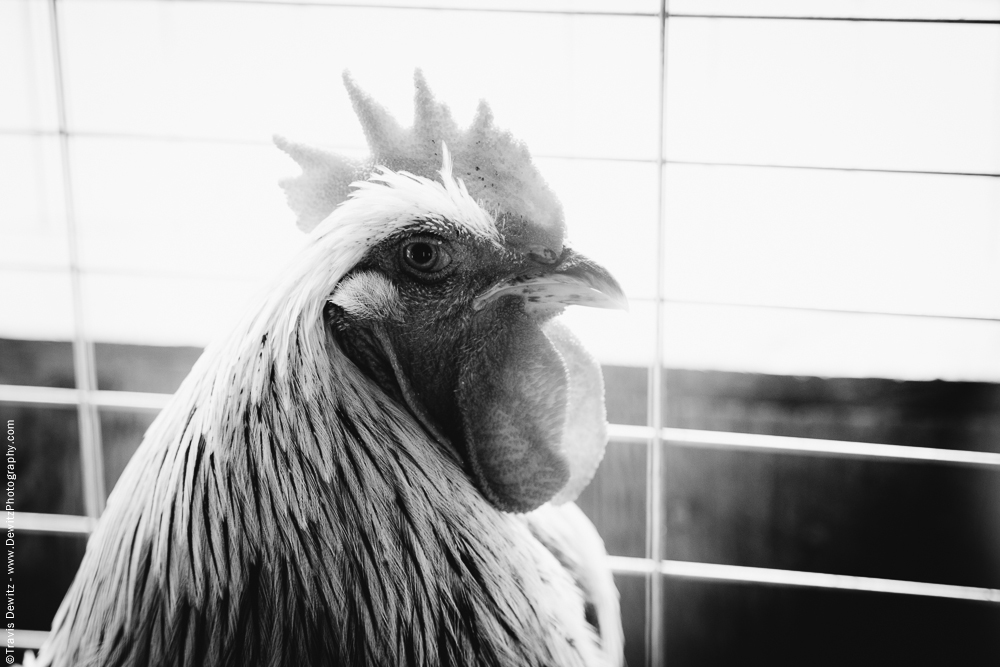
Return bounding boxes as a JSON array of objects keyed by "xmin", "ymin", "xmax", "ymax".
[{"xmin": 37, "ymin": 72, "xmax": 627, "ymax": 667}]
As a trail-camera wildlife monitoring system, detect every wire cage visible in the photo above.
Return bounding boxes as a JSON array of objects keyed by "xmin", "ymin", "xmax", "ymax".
[{"xmin": 2, "ymin": 1, "xmax": 1000, "ymax": 665}]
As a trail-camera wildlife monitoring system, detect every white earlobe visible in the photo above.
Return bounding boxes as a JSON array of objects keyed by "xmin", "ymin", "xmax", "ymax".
[{"xmin": 330, "ymin": 272, "xmax": 403, "ymax": 322}]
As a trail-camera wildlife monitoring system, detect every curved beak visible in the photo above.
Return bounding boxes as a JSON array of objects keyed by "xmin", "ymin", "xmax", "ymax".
[{"xmin": 474, "ymin": 249, "xmax": 629, "ymax": 313}]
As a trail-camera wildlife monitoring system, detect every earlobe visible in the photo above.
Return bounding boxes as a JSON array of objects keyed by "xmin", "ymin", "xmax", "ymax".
[{"xmin": 329, "ymin": 271, "xmax": 403, "ymax": 322}]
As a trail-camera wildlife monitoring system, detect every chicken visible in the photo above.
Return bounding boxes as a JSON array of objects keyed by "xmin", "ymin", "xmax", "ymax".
[{"xmin": 38, "ymin": 72, "xmax": 626, "ymax": 667}]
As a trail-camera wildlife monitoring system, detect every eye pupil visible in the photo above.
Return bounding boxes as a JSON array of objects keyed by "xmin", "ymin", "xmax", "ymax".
[
  {"xmin": 401, "ymin": 238, "xmax": 452, "ymax": 277},
  {"xmin": 407, "ymin": 243, "xmax": 436, "ymax": 267}
]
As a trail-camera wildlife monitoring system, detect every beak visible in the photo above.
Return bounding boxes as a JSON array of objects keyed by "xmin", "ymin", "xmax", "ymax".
[{"xmin": 474, "ymin": 249, "xmax": 629, "ymax": 313}]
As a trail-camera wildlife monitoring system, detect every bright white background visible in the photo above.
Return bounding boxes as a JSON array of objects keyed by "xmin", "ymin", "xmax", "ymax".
[{"xmin": 3, "ymin": 0, "xmax": 1000, "ymax": 381}]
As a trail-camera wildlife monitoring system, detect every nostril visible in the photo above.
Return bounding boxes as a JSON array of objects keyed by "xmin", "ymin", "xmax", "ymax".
[{"xmin": 526, "ymin": 245, "xmax": 560, "ymax": 265}]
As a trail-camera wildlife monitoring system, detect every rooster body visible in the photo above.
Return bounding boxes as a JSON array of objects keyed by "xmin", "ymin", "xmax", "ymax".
[{"xmin": 39, "ymin": 74, "xmax": 624, "ymax": 667}]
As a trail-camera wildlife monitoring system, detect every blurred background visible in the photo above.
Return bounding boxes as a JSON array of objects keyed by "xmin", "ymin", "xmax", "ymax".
[{"xmin": 2, "ymin": 0, "xmax": 1000, "ymax": 664}]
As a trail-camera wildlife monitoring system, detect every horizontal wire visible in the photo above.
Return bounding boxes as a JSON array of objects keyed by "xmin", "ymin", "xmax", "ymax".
[
  {"xmin": 68, "ymin": 0, "xmax": 659, "ymax": 17},
  {"xmin": 608, "ymin": 556, "xmax": 1000, "ymax": 603},
  {"xmin": 0, "ymin": 263, "xmax": 280, "ymax": 284},
  {"xmin": 69, "ymin": 128, "xmax": 279, "ymax": 147},
  {"xmin": 5, "ymin": 127, "xmax": 654, "ymax": 163},
  {"xmin": 4, "ymin": 129, "xmax": 1000, "ymax": 180},
  {"xmin": 608, "ymin": 424, "xmax": 1000, "ymax": 468},
  {"xmin": 17, "ymin": 511, "xmax": 96, "ymax": 535},
  {"xmin": 0, "ymin": 128, "xmax": 58, "ymax": 138},
  {"xmin": 77, "ymin": 0, "xmax": 1000, "ymax": 22},
  {"xmin": 1, "ymin": 127, "xmax": 345, "ymax": 148},
  {"xmin": 670, "ymin": 13, "xmax": 1000, "ymax": 25},
  {"xmin": 659, "ymin": 296, "xmax": 1000, "ymax": 324},
  {"xmin": 3, "ymin": 384, "xmax": 998, "ymax": 467},
  {"xmin": 8, "ymin": 629, "xmax": 49, "ymax": 651},
  {"xmin": 665, "ymin": 158, "xmax": 1000, "ymax": 179},
  {"xmin": 0, "ymin": 384, "xmax": 171, "ymax": 410}
]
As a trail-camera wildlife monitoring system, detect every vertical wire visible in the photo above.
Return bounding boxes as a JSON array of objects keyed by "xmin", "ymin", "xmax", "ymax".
[
  {"xmin": 48, "ymin": 0, "xmax": 106, "ymax": 518},
  {"xmin": 645, "ymin": 1, "xmax": 669, "ymax": 665}
]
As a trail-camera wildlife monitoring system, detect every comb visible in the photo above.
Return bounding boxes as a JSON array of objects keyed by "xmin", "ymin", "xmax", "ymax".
[{"xmin": 275, "ymin": 71, "xmax": 565, "ymax": 255}]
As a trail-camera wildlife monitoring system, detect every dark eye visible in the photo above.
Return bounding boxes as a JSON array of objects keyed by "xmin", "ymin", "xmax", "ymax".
[{"xmin": 401, "ymin": 239, "xmax": 452, "ymax": 275}]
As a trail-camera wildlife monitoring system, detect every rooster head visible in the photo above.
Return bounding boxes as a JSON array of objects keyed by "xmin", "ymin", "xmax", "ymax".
[{"xmin": 275, "ymin": 72, "xmax": 626, "ymax": 513}]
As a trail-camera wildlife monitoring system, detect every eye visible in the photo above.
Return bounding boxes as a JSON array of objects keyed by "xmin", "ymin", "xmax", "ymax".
[{"xmin": 401, "ymin": 239, "xmax": 452, "ymax": 275}]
